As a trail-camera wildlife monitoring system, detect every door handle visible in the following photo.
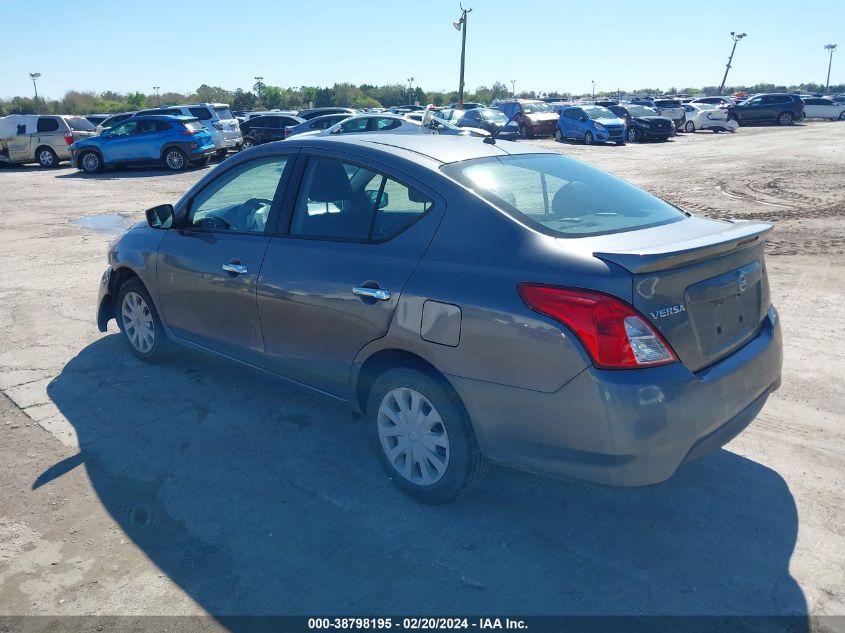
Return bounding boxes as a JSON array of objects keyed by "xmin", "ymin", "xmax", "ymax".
[
  {"xmin": 221, "ymin": 263, "xmax": 248, "ymax": 274},
  {"xmin": 353, "ymin": 286, "xmax": 391, "ymax": 301}
]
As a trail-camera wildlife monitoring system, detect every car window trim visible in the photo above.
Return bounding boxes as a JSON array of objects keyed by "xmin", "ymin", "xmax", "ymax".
[
  {"xmin": 275, "ymin": 150, "xmax": 442, "ymax": 245},
  {"xmin": 178, "ymin": 152, "xmax": 298, "ymax": 237}
]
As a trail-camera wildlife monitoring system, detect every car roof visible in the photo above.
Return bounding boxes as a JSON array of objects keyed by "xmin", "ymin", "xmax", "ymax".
[
  {"xmin": 133, "ymin": 115, "xmax": 197, "ymax": 121},
  {"xmin": 283, "ymin": 134, "xmax": 550, "ymax": 166}
]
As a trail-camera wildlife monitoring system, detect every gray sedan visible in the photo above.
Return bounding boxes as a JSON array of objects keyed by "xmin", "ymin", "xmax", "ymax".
[{"xmin": 96, "ymin": 135, "xmax": 782, "ymax": 503}]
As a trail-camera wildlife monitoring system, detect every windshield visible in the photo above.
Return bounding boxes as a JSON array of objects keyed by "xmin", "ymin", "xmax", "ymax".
[
  {"xmin": 214, "ymin": 107, "xmax": 234, "ymax": 120},
  {"xmin": 627, "ymin": 106, "xmax": 658, "ymax": 117},
  {"xmin": 521, "ymin": 102, "xmax": 552, "ymax": 114},
  {"xmin": 583, "ymin": 106, "xmax": 616, "ymax": 120},
  {"xmin": 480, "ymin": 109, "xmax": 507, "ymax": 123},
  {"xmin": 442, "ymin": 154, "xmax": 685, "ymax": 238},
  {"xmin": 66, "ymin": 117, "xmax": 95, "ymax": 131},
  {"xmin": 654, "ymin": 100, "xmax": 681, "ymax": 108}
]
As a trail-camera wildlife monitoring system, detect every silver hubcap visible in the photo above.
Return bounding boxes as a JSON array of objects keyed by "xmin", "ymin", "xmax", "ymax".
[
  {"xmin": 40, "ymin": 150, "xmax": 53, "ymax": 166},
  {"xmin": 121, "ymin": 291, "xmax": 155, "ymax": 353},
  {"xmin": 686, "ymin": 121, "xmax": 695, "ymax": 132},
  {"xmin": 585, "ymin": 133, "xmax": 592, "ymax": 144},
  {"xmin": 628, "ymin": 129, "xmax": 636, "ymax": 141},
  {"xmin": 780, "ymin": 114, "xmax": 791, "ymax": 124},
  {"xmin": 377, "ymin": 387, "xmax": 449, "ymax": 486},
  {"xmin": 166, "ymin": 151, "xmax": 184, "ymax": 170},
  {"xmin": 82, "ymin": 153, "xmax": 99, "ymax": 171}
]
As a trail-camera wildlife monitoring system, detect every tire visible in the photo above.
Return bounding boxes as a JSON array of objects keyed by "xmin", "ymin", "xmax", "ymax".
[
  {"xmin": 116, "ymin": 278, "xmax": 170, "ymax": 362},
  {"xmin": 684, "ymin": 120, "xmax": 696, "ymax": 133},
  {"xmin": 36, "ymin": 146, "xmax": 58, "ymax": 168},
  {"xmin": 554, "ymin": 129, "xmax": 563, "ymax": 142},
  {"xmin": 615, "ymin": 140, "xmax": 625, "ymax": 146},
  {"xmin": 777, "ymin": 112, "xmax": 793, "ymax": 126},
  {"xmin": 162, "ymin": 147, "xmax": 188, "ymax": 171},
  {"xmin": 241, "ymin": 138, "xmax": 256, "ymax": 150},
  {"xmin": 627, "ymin": 127, "xmax": 639, "ymax": 142},
  {"xmin": 583, "ymin": 131, "xmax": 594, "ymax": 145},
  {"xmin": 517, "ymin": 124, "xmax": 529, "ymax": 139},
  {"xmin": 368, "ymin": 367, "xmax": 489, "ymax": 504},
  {"xmin": 79, "ymin": 151, "xmax": 102, "ymax": 173},
  {"xmin": 838, "ymin": 111, "xmax": 845, "ymax": 121},
  {"xmin": 215, "ymin": 149, "xmax": 228, "ymax": 159},
  {"xmin": 191, "ymin": 156, "xmax": 211, "ymax": 167}
]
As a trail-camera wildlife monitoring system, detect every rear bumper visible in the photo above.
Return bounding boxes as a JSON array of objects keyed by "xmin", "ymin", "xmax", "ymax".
[
  {"xmin": 450, "ymin": 307, "xmax": 782, "ymax": 487},
  {"xmin": 97, "ymin": 266, "xmax": 114, "ymax": 332}
]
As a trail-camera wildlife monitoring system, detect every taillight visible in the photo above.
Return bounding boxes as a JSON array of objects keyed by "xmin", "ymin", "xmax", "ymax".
[
  {"xmin": 518, "ymin": 284, "xmax": 677, "ymax": 369},
  {"xmin": 213, "ymin": 122, "xmax": 223, "ymax": 130},
  {"xmin": 180, "ymin": 129, "xmax": 197, "ymax": 136},
  {"xmin": 64, "ymin": 132, "xmax": 74, "ymax": 145}
]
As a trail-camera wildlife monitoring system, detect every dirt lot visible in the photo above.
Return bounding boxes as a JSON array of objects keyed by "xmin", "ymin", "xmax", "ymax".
[{"xmin": 1, "ymin": 122, "xmax": 843, "ymax": 619}]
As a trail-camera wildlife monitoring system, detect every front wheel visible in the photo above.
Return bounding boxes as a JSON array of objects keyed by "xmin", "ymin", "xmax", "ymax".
[
  {"xmin": 554, "ymin": 129, "xmax": 563, "ymax": 142},
  {"xmin": 584, "ymin": 131, "xmax": 594, "ymax": 145},
  {"xmin": 79, "ymin": 151, "xmax": 102, "ymax": 173},
  {"xmin": 517, "ymin": 124, "xmax": 529, "ymax": 139},
  {"xmin": 627, "ymin": 127, "xmax": 639, "ymax": 142},
  {"xmin": 838, "ymin": 111, "xmax": 845, "ymax": 121},
  {"xmin": 163, "ymin": 147, "xmax": 188, "ymax": 171},
  {"xmin": 777, "ymin": 112, "xmax": 794, "ymax": 126},
  {"xmin": 241, "ymin": 138, "xmax": 256, "ymax": 150},
  {"xmin": 368, "ymin": 367, "xmax": 488, "ymax": 504},
  {"xmin": 684, "ymin": 120, "xmax": 696, "ymax": 133},
  {"xmin": 116, "ymin": 278, "xmax": 170, "ymax": 362}
]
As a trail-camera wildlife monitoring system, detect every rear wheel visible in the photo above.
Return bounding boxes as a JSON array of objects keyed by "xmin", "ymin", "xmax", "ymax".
[
  {"xmin": 684, "ymin": 120, "xmax": 696, "ymax": 133},
  {"xmin": 163, "ymin": 147, "xmax": 188, "ymax": 171},
  {"xmin": 36, "ymin": 146, "xmax": 58, "ymax": 168},
  {"xmin": 368, "ymin": 367, "xmax": 488, "ymax": 504},
  {"xmin": 584, "ymin": 131, "xmax": 594, "ymax": 145},
  {"xmin": 79, "ymin": 151, "xmax": 102, "ymax": 173},
  {"xmin": 777, "ymin": 112, "xmax": 793, "ymax": 126},
  {"xmin": 116, "ymin": 278, "xmax": 170, "ymax": 362}
]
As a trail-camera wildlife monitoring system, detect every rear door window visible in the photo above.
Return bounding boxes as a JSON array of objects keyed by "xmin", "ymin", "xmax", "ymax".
[
  {"xmin": 36, "ymin": 118, "xmax": 60, "ymax": 133},
  {"xmin": 214, "ymin": 107, "xmax": 234, "ymax": 120},
  {"xmin": 374, "ymin": 118, "xmax": 401, "ymax": 130}
]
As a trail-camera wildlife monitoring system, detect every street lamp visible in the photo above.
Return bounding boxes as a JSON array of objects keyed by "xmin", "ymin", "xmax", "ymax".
[
  {"xmin": 407, "ymin": 77, "xmax": 415, "ymax": 105},
  {"xmin": 153, "ymin": 86, "xmax": 160, "ymax": 106},
  {"xmin": 453, "ymin": 4, "xmax": 472, "ymax": 108},
  {"xmin": 29, "ymin": 72, "xmax": 41, "ymax": 103},
  {"xmin": 254, "ymin": 76, "xmax": 264, "ymax": 102},
  {"xmin": 825, "ymin": 44, "xmax": 838, "ymax": 93},
  {"xmin": 510, "ymin": 79, "xmax": 516, "ymax": 98},
  {"xmin": 718, "ymin": 31, "xmax": 747, "ymax": 95},
  {"xmin": 591, "ymin": 80, "xmax": 595, "ymax": 99}
]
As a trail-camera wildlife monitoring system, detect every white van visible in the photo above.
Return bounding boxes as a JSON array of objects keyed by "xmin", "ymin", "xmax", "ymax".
[{"xmin": 0, "ymin": 114, "xmax": 97, "ymax": 167}]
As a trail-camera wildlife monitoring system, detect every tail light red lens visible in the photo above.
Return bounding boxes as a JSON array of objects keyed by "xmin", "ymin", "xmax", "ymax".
[
  {"xmin": 63, "ymin": 132, "xmax": 74, "ymax": 145},
  {"xmin": 180, "ymin": 129, "xmax": 196, "ymax": 136},
  {"xmin": 518, "ymin": 284, "xmax": 678, "ymax": 369}
]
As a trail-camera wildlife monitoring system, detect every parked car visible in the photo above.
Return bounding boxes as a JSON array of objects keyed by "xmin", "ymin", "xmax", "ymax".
[
  {"xmin": 419, "ymin": 111, "xmax": 490, "ymax": 137},
  {"xmin": 242, "ymin": 110, "xmax": 298, "ymax": 122},
  {"xmin": 496, "ymin": 99, "xmax": 559, "ymax": 138},
  {"xmin": 831, "ymin": 94, "xmax": 845, "ymax": 105},
  {"xmin": 308, "ymin": 114, "xmax": 421, "ymax": 137},
  {"xmin": 133, "ymin": 103, "xmax": 242, "ymax": 156},
  {"xmin": 240, "ymin": 114, "xmax": 305, "ymax": 148},
  {"xmin": 682, "ymin": 104, "xmax": 738, "ymax": 133},
  {"xmin": 453, "ymin": 108, "xmax": 518, "ymax": 140},
  {"xmin": 69, "ymin": 116, "xmax": 215, "ymax": 173},
  {"xmin": 725, "ymin": 94, "xmax": 804, "ymax": 126},
  {"xmin": 651, "ymin": 99, "xmax": 685, "ymax": 129},
  {"xmin": 800, "ymin": 98, "xmax": 845, "ymax": 120},
  {"xmin": 285, "ymin": 113, "xmax": 354, "ymax": 138},
  {"xmin": 96, "ymin": 112, "xmax": 136, "ymax": 132},
  {"xmin": 96, "ymin": 135, "xmax": 782, "ymax": 503},
  {"xmin": 607, "ymin": 104, "xmax": 674, "ymax": 142},
  {"xmin": 0, "ymin": 114, "xmax": 97, "ymax": 167},
  {"xmin": 445, "ymin": 102, "xmax": 485, "ymax": 111},
  {"xmin": 690, "ymin": 96, "xmax": 735, "ymax": 107},
  {"xmin": 555, "ymin": 106, "xmax": 626, "ymax": 145},
  {"xmin": 84, "ymin": 114, "xmax": 110, "ymax": 126},
  {"xmin": 433, "ymin": 108, "xmax": 462, "ymax": 123},
  {"xmin": 297, "ymin": 107, "xmax": 357, "ymax": 121}
]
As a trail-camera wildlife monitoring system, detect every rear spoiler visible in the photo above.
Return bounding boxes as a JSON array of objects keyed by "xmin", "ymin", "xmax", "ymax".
[{"xmin": 594, "ymin": 220, "xmax": 773, "ymax": 274}]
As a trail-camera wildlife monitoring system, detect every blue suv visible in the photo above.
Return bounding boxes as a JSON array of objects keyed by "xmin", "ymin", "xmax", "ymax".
[
  {"xmin": 70, "ymin": 116, "xmax": 215, "ymax": 173},
  {"xmin": 555, "ymin": 106, "xmax": 626, "ymax": 145}
]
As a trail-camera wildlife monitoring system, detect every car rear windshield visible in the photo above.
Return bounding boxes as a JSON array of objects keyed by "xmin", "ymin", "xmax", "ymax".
[
  {"xmin": 654, "ymin": 100, "xmax": 681, "ymax": 107},
  {"xmin": 627, "ymin": 105, "xmax": 658, "ymax": 117},
  {"xmin": 214, "ymin": 107, "xmax": 234, "ymax": 120},
  {"xmin": 442, "ymin": 154, "xmax": 685, "ymax": 238},
  {"xmin": 66, "ymin": 117, "xmax": 96, "ymax": 131}
]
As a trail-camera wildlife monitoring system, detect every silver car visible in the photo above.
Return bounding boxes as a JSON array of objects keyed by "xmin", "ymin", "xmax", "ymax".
[{"xmin": 96, "ymin": 135, "xmax": 782, "ymax": 503}]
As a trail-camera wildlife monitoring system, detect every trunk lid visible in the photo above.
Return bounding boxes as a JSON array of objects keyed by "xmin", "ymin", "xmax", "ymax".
[{"xmin": 586, "ymin": 218, "xmax": 773, "ymax": 372}]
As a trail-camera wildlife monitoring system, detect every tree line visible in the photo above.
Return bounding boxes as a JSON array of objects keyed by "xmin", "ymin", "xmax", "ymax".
[{"xmin": 1, "ymin": 80, "xmax": 842, "ymax": 116}]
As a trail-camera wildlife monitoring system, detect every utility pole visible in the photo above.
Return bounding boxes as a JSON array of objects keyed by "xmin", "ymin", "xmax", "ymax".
[
  {"xmin": 825, "ymin": 44, "xmax": 838, "ymax": 93},
  {"xmin": 29, "ymin": 72, "xmax": 40, "ymax": 103},
  {"xmin": 510, "ymin": 79, "xmax": 516, "ymax": 98},
  {"xmin": 718, "ymin": 32, "xmax": 747, "ymax": 95},
  {"xmin": 591, "ymin": 80, "xmax": 595, "ymax": 100},
  {"xmin": 254, "ymin": 76, "xmax": 264, "ymax": 104},
  {"xmin": 453, "ymin": 5, "xmax": 472, "ymax": 108},
  {"xmin": 407, "ymin": 77, "xmax": 414, "ymax": 105},
  {"xmin": 153, "ymin": 86, "xmax": 160, "ymax": 106}
]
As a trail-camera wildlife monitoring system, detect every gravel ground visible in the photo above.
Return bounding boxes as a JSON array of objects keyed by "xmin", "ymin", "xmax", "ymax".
[{"xmin": 0, "ymin": 121, "xmax": 843, "ymax": 619}]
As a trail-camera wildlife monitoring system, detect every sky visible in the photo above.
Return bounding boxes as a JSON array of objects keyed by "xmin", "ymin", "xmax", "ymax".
[{"xmin": 1, "ymin": 0, "xmax": 842, "ymax": 100}]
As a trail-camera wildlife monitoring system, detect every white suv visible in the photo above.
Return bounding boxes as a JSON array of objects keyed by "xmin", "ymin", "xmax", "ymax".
[
  {"xmin": 652, "ymin": 99, "xmax": 686, "ymax": 129},
  {"xmin": 133, "ymin": 103, "xmax": 241, "ymax": 156}
]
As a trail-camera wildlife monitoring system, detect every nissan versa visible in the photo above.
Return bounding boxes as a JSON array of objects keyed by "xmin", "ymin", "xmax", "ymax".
[{"xmin": 96, "ymin": 135, "xmax": 782, "ymax": 503}]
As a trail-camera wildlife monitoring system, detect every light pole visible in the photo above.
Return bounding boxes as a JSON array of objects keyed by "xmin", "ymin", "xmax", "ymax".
[
  {"xmin": 153, "ymin": 86, "xmax": 160, "ymax": 106},
  {"xmin": 718, "ymin": 31, "xmax": 747, "ymax": 95},
  {"xmin": 510, "ymin": 79, "xmax": 516, "ymax": 98},
  {"xmin": 591, "ymin": 80, "xmax": 595, "ymax": 99},
  {"xmin": 825, "ymin": 44, "xmax": 838, "ymax": 93},
  {"xmin": 254, "ymin": 76, "xmax": 264, "ymax": 103},
  {"xmin": 407, "ymin": 77, "xmax": 415, "ymax": 105},
  {"xmin": 29, "ymin": 72, "xmax": 40, "ymax": 103},
  {"xmin": 453, "ymin": 4, "xmax": 472, "ymax": 108}
]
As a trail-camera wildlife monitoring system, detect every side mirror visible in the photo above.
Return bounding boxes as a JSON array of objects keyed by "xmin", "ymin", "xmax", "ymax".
[
  {"xmin": 364, "ymin": 189, "xmax": 389, "ymax": 209},
  {"xmin": 145, "ymin": 204, "xmax": 174, "ymax": 229}
]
